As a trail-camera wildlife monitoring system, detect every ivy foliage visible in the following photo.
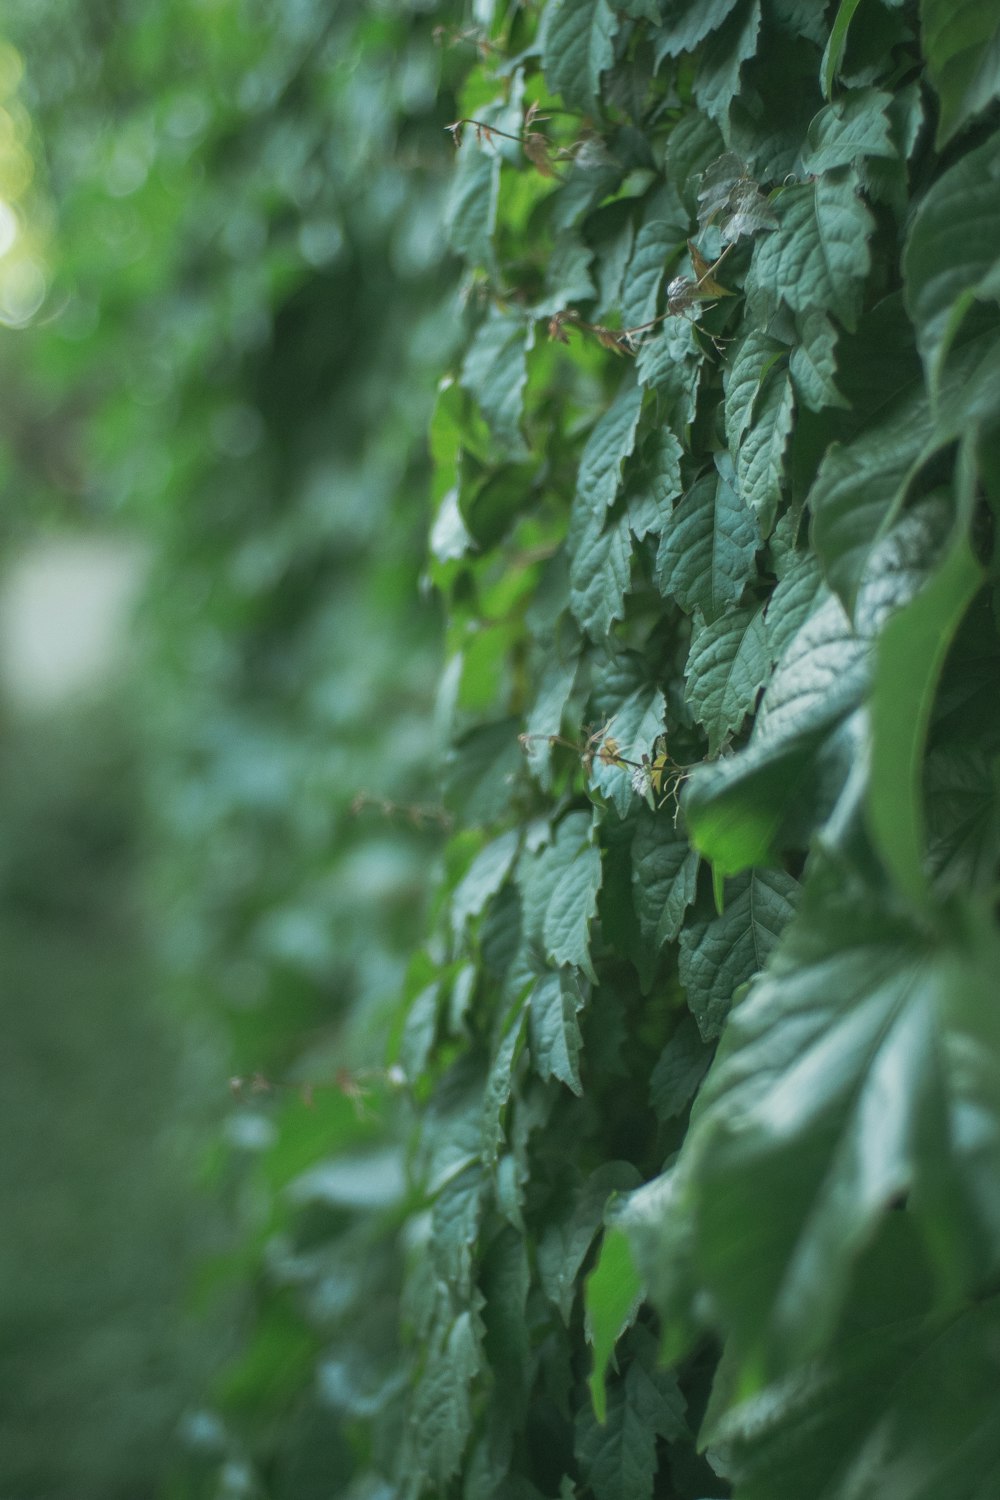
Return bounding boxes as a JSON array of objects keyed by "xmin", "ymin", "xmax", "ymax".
[{"xmin": 395, "ymin": 1, "xmax": 1000, "ymax": 1498}]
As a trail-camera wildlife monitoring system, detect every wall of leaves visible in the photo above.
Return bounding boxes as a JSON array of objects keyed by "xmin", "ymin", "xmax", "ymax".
[{"xmin": 3, "ymin": 1, "xmax": 1000, "ymax": 1499}]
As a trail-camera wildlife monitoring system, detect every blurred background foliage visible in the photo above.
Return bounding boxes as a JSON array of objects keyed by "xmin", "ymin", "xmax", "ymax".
[{"xmin": 0, "ymin": 0, "xmax": 469, "ymax": 1495}]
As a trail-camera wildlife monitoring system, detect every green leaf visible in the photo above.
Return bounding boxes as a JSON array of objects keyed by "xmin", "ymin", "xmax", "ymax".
[
  {"xmin": 626, "ymin": 428, "xmax": 684, "ymax": 541},
  {"xmin": 903, "ymin": 131, "xmax": 1000, "ymax": 390},
  {"xmin": 522, "ymin": 646, "xmax": 580, "ymax": 791},
  {"xmin": 920, "ymin": 0, "xmax": 1000, "ymax": 146},
  {"xmin": 529, "ymin": 970, "xmax": 586, "ymax": 1094},
  {"xmin": 631, "ymin": 804, "xmax": 700, "ymax": 949},
  {"xmin": 868, "ymin": 520, "xmax": 983, "ymax": 907},
  {"xmin": 653, "ymin": 0, "xmax": 743, "ymax": 59},
  {"xmin": 683, "ymin": 593, "xmax": 868, "ymax": 872},
  {"xmin": 520, "ymin": 811, "xmax": 603, "ymax": 979},
  {"xmin": 451, "ymin": 831, "xmax": 520, "ymax": 937},
  {"xmin": 575, "ymin": 382, "xmax": 646, "ymax": 518},
  {"xmin": 789, "ymin": 310, "xmax": 848, "ymax": 412},
  {"xmin": 666, "ymin": 112, "xmax": 726, "ymax": 217},
  {"xmin": 649, "ymin": 1014, "xmax": 713, "ymax": 1121},
  {"xmin": 685, "ymin": 603, "xmax": 771, "ymax": 756},
  {"xmin": 412, "ymin": 1309, "xmax": 484, "ymax": 1488},
  {"xmin": 656, "ymin": 458, "xmax": 760, "ymax": 621},
  {"xmin": 724, "ymin": 327, "xmax": 786, "ymax": 452},
  {"xmin": 444, "ymin": 719, "xmax": 525, "ymax": 825},
  {"xmin": 584, "ymin": 1227, "xmax": 644, "ymax": 1422},
  {"xmin": 713, "ymin": 1295, "xmax": 1000, "ymax": 1500},
  {"xmin": 537, "ymin": 1162, "xmax": 642, "ymax": 1322},
  {"xmin": 693, "ymin": 0, "xmax": 762, "ymax": 123},
  {"xmin": 749, "ymin": 174, "xmax": 874, "ymax": 330},
  {"xmin": 588, "ymin": 680, "xmax": 666, "ymax": 817},
  {"xmin": 808, "ymin": 394, "xmax": 928, "ymax": 613},
  {"xmin": 634, "ymin": 319, "xmax": 701, "ymax": 423},
  {"xmin": 684, "ymin": 883, "xmax": 1000, "ymax": 1376},
  {"xmin": 801, "ymin": 88, "xmax": 896, "ymax": 175},
  {"xmin": 432, "ymin": 1161, "xmax": 485, "ymax": 1293},
  {"xmin": 568, "ymin": 507, "xmax": 634, "ymax": 638},
  {"xmin": 736, "ymin": 368, "xmax": 795, "ymax": 536},
  {"xmin": 763, "ymin": 552, "xmax": 825, "ymax": 664},
  {"xmin": 622, "ymin": 216, "xmax": 687, "ymax": 329},
  {"xmin": 678, "ymin": 867, "xmax": 800, "ymax": 1039},
  {"xmin": 460, "ymin": 309, "xmax": 534, "ymax": 454},
  {"xmin": 482, "ymin": 999, "xmax": 529, "ymax": 1162},
  {"xmin": 541, "ymin": 0, "xmax": 619, "ymax": 114},
  {"xmin": 820, "ymin": 0, "xmax": 865, "ymax": 99},
  {"xmin": 576, "ymin": 1344, "xmax": 687, "ymax": 1500}
]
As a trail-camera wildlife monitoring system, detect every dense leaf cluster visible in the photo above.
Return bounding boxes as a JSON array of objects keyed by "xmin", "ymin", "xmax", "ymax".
[{"xmin": 398, "ymin": 3, "xmax": 1000, "ymax": 1498}]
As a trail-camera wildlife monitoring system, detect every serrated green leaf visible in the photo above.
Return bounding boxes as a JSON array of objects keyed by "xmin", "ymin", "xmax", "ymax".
[
  {"xmin": 921, "ymin": 0, "xmax": 1000, "ymax": 146},
  {"xmin": 903, "ymin": 130, "xmax": 1000, "ymax": 390},
  {"xmin": 631, "ymin": 804, "xmax": 700, "ymax": 949},
  {"xmin": 736, "ymin": 368, "xmax": 794, "ymax": 536},
  {"xmin": 634, "ymin": 318, "xmax": 701, "ymax": 422},
  {"xmin": 684, "ymin": 882, "xmax": 1000, "ymax": 1376},
  {"xmin": 808, "ymin": 394, "xmax": 927, "ymax": 613},
  {"xmin": 650, "ymin": 1014, "xmax": 713, "ymax": 1121},
  {"xmin": 693, "ymin": 0, "xmax": 762, "ymax": 123},
  {"xmin": 724, "ymin": 326, "xmax": 786, "ymax": 451},
  {"xmin": 801, "ymin": 88, "xmax": 896, "ymax": 175},
  {"xmin": 575, "ymin": 382, "xmax": 646, "ymax": 517},
  {"xmin": 412, "ymin": 1309, "xmax": 484, "ymax": 1488},
  {"xmin": 538, "ymin": 1162, "xmax": 642, "ymax": 1322},
  {"xmin": 685, "ymin": 603, "xmax": 771, "ymax": 756},
  {"xmin": 568, "ymin": 507, "xmax": 633, "ymax": 638},
  {"xmin": 626, "ymin": 427, "xmax": 684, "ymax": 541},
  {"xmin": 749, "ymin": 174, "xmax": 874, "ymax": 330},
  {"xmin": 584, "ymin": 1228, "xmax": 644, "ymax": 1422},
  {"xmin": 541, "ymin": 0, "xmax": 619, "ymax": 114},
  {"xmin": 520, "ymin": 810, "xmax": 603, "ymax": 979},
  {"xmin": 666, "ymin": 113, "xmax": 726, "ymax": 217},
  {"xmin": 683, "ymin": 593, "xmax": 869, "ymax": 872},
  {"xmin": 656, "ymin": 459, "xmax": 760, "ymax": 621},
  {"xmin": 653, "ymin": 0, "xmax": 743, "ymax": 60},
  {"xmin": 431, "ymin": 1161, "xmax": 484, "ymax": 1293},
  {"xmin": 522, "ymin": 645, "xmax": 580, "ymax": 791},
  {"xmin": 622, "ymin": 218, "xmax": 685, "ymax": 328},
  {"xmin": 763, "ymin": 552, "xmax": 826, "ymax": 664},
  {"xmin": 679, "ymin": 867, "xmax": 800, "ymax": 1039},
  {"xmin": 576, "ymin": 1351, "xmax": 686, "ymax": 1500},
  {"xmin": 714, "ymin": 1295, "xmax": 1000, "ymax": 1500},
  {"xmin": 529, "ymin": 970, "xmax": 585, "ymax": 1094},
  {"xmin": 461, "ymin": 309, "xmax": 534, "ymax": 453},
  {"xmin": 444, "ymin": 718, "xmax": 525, "ymax": 825},
  {"xmin": 789, "ymin": 310, "xmax": 848, "ymax": 411},
  {"xmin": 482, "ymin": 999, "xmax": 529, "ymax": 1163},
  {"xmin": 452, "ymin": 831, "xmax": 520, "ymax": 937},
  {"xmin": 588, "ymin": 680, "xmax": 666, "ymax": 817}
]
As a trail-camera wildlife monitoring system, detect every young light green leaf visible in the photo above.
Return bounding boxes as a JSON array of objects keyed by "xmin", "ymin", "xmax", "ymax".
[
  {"xmin": 678, "ymin": 867, "xmax": 800, "ymax": 1039},
  {"xmin": 538, "ymin": 1162, "xmax": 642, "ymax": 1322},
  {"xmin": 584, "ymin": 1227, "xmax": 644, "ymax": 1422},
  {"xmin": 685, "ymin": 603, "xmax": 771, "ymax": 756}
]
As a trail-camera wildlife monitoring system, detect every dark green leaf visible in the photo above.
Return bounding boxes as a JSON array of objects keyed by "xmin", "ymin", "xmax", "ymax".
[
  {"xmin": 656, "ymin": 459, "xmax": 760, "ymax": 621},
  {"xmin": 685, "ymin": 603, "xmax": 771, "ymax": 755},
  {"xmin": 920, "ymin": 0, "xmax": 1000, "ymax": 146},
  {"xmin": 541, "ymin": 0, "xmax": 619, "ymax": 114}
]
